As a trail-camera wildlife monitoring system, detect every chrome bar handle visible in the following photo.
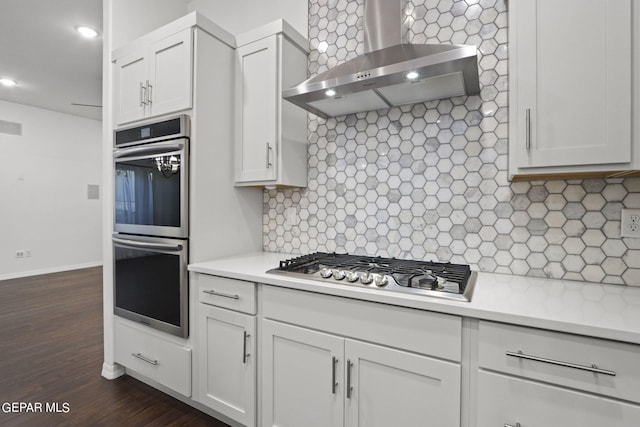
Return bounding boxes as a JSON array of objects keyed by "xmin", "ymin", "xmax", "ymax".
[
  {"xmin": 140, "ymin": 82, "xmax": 146, "ymax": 106},
  {"xmin": 331, "ymin": 356, "xmax": 338, "ymax": 394},
  {"xmin": 113, "ymin": 142, "xmax": 184, "ymax": 159},
  {"xmin": 506, "ymin": 350, "xmax": 616, "ymax": 376},
  {"xmin": 525, "ymin": 108, "xmax": 531, "ymax": 150},
  {"xmin": 203, "ymin": 289, "xmax": 240, "ymax": 300},
  {"xmin": 147, "ymin": 80, "xmax": 153, "ymax": 104},
  {"xmin": 112, "ymin": 237, "xmax": 183, "ymax": 252},
  {"xmin": 505, "ymin": 423, "xmax": 521, "ymax": 427},
  {"xmin": 132, "ymin": 352, "xmax": 158, "ymax": 366},
  {"xmin": 242, "ymin": 331, "xmax": 250, "ymax": 364},
  {"xmin": 346, "ymin": 359, "xmax": 353, "ymax": 398},
  {"xmin": 266, "ymin": 142, "xmax": 273, "ymax": 168}
]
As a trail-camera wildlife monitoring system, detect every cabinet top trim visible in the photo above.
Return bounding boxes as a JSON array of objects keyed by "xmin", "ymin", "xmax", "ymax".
[
  {"xmin": 112, "ymin": 11, "xmax": 235, "ymax": 60},
  {"xmin": 236, "ymin": 19, "xmax": 309, "ymax": 53}
]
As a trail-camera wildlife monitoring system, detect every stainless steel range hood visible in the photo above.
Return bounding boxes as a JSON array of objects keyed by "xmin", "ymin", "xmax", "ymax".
[{"xmin": 283, "ymin": 0, "xmax": 480, "ymax": 119}]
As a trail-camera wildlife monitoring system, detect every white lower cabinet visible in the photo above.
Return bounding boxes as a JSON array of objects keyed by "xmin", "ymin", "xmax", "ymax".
[
  {"xmin": 114, "ymin": 320, "xmax": 191, "ymax": 397},
  {"xmin": 475, "ymin": 321, "xmax": 640, "ymax": 427},
  {"xmin": 198, "ymin": 304, "xmax": 256, "ymax": 427},
  {"xmin": 477, "ymin": 371, "xmax": 640, "ymax": 427},
  {"xmin": 262, "ymin": 320, "xmax": 343, "ymax": 427},
  {"xmin": 344, "ymin": 339, "xmax": 460, "ymax": 427},
  {"xmin": 262, "ymin": 319, "xmax": 461, "ymax": 427}
]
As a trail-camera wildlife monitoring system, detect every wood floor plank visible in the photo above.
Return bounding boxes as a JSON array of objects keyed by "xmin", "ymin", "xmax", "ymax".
[{"xmin": 0, "ymin": 267, "xmax": 229, "ymax": 426}]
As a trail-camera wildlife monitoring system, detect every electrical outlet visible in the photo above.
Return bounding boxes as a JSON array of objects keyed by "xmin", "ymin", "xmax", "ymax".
[
  {"xmin": 284, "ymin": 207, "xmax": 298, "ymax": 226},
  {"xmin": 15, "ymin": 250, "xmax": 24, "ymax": 258},
  {"xmin": 621, "ymin": 209, "xmax": 640, "ymax": 238}
]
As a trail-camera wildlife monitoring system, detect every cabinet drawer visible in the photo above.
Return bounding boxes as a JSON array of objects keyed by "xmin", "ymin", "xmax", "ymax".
[
  {"xmin": 478, "ymin": 321, "xmax": 640, "ymax": 403},
  {"xmin": 199, "ymin": 274, "xmax": 256, "ymax": 314},
  {"xmin": 263, "ymin": 285, "xmax": 462, "ymax": 362},
  {"xmin": 114, "ymin": 321, "xmax": 191, "ymax": 397},
  {"xmin": 477, "ymin": 371, "xmax": 640, "ymax": 427}
]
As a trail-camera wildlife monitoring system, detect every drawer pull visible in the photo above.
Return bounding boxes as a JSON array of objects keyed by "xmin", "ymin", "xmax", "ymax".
[
  {"xmin": 131, "ymin": 352, "xmax": 158, "ymax": 366},
  {"xmin": 505, "ymin": 424, "xmax": 521, "ymax": 427},
  {"xmin": 203, "ymin": 289, "xmax": 240, "ymax": 300},
  {"xmin": 506, "ymin": 350, "xmax": 616, "ymax": 376}
]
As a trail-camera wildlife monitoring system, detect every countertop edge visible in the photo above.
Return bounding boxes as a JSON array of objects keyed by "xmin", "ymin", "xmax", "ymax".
[{"xmin": 189, "ymin": 252, "xmax": 640, "ymax": 345}]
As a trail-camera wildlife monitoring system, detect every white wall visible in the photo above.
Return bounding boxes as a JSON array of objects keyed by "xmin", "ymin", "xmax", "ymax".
[
  {"xmin": 111, "ymin": 0, "xmax": 191, "ymax": 50},
  {"xmin": 187, "ymin": 0, "xmax": 307, "ymax": 37},
  {"xmin": 0, "ymin": 101, "xmax": 102, "ymax": 279}
]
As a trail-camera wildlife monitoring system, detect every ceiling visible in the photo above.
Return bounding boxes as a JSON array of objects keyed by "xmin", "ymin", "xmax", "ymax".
[{"xmin": 0, "ymin": 0, "xmax": 103, "ymax": 121}]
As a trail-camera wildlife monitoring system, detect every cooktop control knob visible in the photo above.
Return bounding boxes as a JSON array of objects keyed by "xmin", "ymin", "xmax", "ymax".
[
  {"xmin": 332, "ymin": 269, "xmax": 346, "ymax": 280},
  {"xmin": 374, "ymin": 274, "xmax": 389, "ymax": 287},
  {"xmin": 360, "ymin": 272, "xmax": 373, "ymax": 285},
  {"xmin": 320, "ymin": 268, "xmax": 332, "ymax": 278},
  {"xmin": 346, "ymin": 271, "xmax": 359, "ymax": 282}
]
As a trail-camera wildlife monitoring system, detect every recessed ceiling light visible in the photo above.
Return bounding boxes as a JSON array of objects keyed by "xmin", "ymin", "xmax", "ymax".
[
  {"xmin": 77, "ymin": 26, "xmax": 98, "ymax": 38},
  {"xmin": 0, "ymin": 78, "xmax": 17, "ymax": 87},
  {"xmin": 326, "ymin": 89, "xmax": 336, "ymax": 97},
  {"xmin": 406, "ymin": 71, "xmax": 419, "ymax": 80}
]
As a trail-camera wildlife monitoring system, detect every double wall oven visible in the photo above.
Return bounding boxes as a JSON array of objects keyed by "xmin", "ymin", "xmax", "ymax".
[{"xmin": 112, "ymin": 115, "xmax": 189, "ymax": 337}]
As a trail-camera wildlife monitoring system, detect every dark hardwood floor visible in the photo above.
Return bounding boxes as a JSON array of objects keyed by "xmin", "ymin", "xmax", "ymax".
[{"xmin": 0, "ymin": 267, "xmax": 229, "ymax": 426}]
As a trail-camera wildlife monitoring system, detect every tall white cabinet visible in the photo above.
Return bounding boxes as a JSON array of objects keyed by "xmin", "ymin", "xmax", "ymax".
[
  {"xmin": 108, "ymin": 12, "xmax": 263, "ymax": 415},
  {"xmin": 508, "ymin": 0, "xmax": 640, "ymax": 179},
  {"xmin": 234, "ymin": 20, "xmax": 309, "ymax": 188}
]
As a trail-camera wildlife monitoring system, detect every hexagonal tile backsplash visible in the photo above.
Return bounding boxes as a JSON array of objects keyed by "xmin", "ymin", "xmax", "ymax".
[{"xmin": 264, "ymin": 0, "xmax": 640, "ymax": 286}]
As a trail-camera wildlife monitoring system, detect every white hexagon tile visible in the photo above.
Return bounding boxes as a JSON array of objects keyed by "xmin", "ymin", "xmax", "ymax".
[{"xmin": 264, "ymin": 0, "xmax": 640, "ymax": 287}]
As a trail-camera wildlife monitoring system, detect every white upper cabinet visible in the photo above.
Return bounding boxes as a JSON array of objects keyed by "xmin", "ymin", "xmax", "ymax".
[
  {"xmin": 508, "ymin": 0, "xmax": 638, "ymax": 179},
  {"xmin": 147, "ymin": 30, "xmax": 193, "ymax": 118},
  {"xmin": 114, "ymin": 28, "xmax": 193, "ymax": 126},
  {"xmin": 235, "ymin": 20, "xmax": 309, "ymax": 188}
]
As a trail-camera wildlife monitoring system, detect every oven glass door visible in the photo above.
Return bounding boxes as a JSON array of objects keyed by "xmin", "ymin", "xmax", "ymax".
[
  {"xmin": 114, "ymin": 139, "xmax": 188, "ymax": 238},
  {"xmin": 113, "ymin": 235, "xmax": 188, "ymax": 337}
]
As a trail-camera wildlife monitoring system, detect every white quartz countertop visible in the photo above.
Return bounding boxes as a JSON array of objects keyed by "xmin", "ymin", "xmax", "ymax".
[{"xmin": 189, "ymin": 251, "xmax": 640, "ymax": 345}]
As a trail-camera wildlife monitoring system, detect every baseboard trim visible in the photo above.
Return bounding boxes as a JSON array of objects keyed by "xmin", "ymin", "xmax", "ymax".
[
  {"xmin": 101, "ymin": 362, "xmax": 125, "ymax": 380},
  {"xmin": 0, "ymin": 261, "xmax": 102, "ymax": 281}
]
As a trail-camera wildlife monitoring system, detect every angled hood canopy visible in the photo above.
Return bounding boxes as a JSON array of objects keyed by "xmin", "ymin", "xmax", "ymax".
[{"xmin": 283, "ymin": 0, "xmax": 480, "ymax": 119}]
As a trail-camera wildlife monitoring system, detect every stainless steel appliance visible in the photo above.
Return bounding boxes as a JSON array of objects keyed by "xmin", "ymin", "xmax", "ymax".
[
  {"xmin": 112, "ymin": 115, "xmax": 190, "ymax": 337},
  {"xmin": 113, "ymin": 115, "xmax": 189, "ymax": 239},
  {"xmin": 268, "ymin": 252, "xmax": 477, "ymax": 302},
  {"xmin": 113, "ymin": 234, "xmax": 188, "ymax": 337},
  {"xmin": 283, "ymin": 0, "xmax": 480, "ymax": 119}
]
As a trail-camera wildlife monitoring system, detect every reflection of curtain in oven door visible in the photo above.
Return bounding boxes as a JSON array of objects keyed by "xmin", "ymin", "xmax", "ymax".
[
  {"xmin": 145, "ymin": 172, "xmax": 154, "ymax": 224},
  {"xmin": 123, "ymin": 171, "xmax": 133, "ymax": 221},
  {"xmin": 115, "ymin": 170, "xmax": 134, "ymax": 223},
  {"xmin": 132, "ymin": 169, "xmax": 153, "ymax": 225}
]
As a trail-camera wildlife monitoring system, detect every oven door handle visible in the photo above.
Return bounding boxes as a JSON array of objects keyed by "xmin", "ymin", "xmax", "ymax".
[
  {"xmin": 112, "ymin": 237, "xmax": 183, "ymax": 252},
  {"xmin": 113, "ymin": 142, "xmax": 184, "ymax": 159}
]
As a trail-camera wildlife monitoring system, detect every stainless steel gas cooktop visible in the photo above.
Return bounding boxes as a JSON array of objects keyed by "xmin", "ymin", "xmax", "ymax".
[{"xmin": 267, "ymin": 252, "xmax": 477, "ymax": 302}]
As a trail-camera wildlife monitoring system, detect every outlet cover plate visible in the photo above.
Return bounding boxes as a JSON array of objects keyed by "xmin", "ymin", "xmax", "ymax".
[{"xmin": 621, "ymin": 208, "xmax": 640, "ymax": 238}]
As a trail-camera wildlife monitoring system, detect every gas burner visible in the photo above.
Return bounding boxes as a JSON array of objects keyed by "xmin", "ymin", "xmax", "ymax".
[{"xmin": 269, "ymin": 252, "xmax": 477, "ymax": 302}]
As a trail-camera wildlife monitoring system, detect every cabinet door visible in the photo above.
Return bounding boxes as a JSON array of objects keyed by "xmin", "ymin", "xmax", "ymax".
[
  {"xmin": 236, "ymin": 36, "xmax": 278, "ymax": 183},
  {"xmin": 476, "ymin": 371, "xmax": 640, "ymax": 427},
  {"xmin": 114, "ymin": 50, "xmax": 148, "ymax": 125},
  {"xmin": 262, "ymin": 320, "xmax": 343, "ymax": 427},
  {"xmin": 513, "ymin": 0, "xmax": 631, "ymax": 168},
  {"xmin": 148, "ymin": 29, "xmax": 193, "ymax": 119},
  {"xmin": 344, "ymin": 340, "xmax": 461, "ymax": 427},
  {"xmin": 199, "ymin": 305, "xmax": 256, "ymax": 427}
]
